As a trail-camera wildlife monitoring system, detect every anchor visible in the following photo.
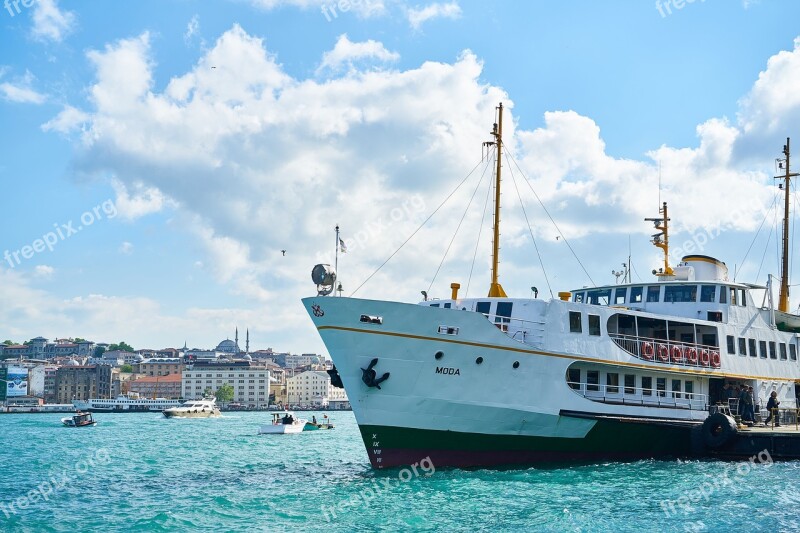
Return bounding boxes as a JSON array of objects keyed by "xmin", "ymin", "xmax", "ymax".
[
  {"xmin": 327, "ymin": 365, "xmax": 344, "ymax": 389},
  {"xmin": 361, "ymin": 358, "xmax": 390, "ymax": 389}
]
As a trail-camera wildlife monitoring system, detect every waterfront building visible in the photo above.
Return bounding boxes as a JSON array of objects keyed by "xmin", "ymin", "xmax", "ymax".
[
  {"xmin": 286, "ymin": 370, "xmax": 348, "ymax": 407},
  {"xmin": 55, "ymin": 364, "xmax": 112, "ymax": 403},
  {"xmin": 182, "ymin": 361, "xmax": 269, "ymax": 407},
  {"xmin": 134, "ymin": 357, "xmax": 185, "ymax": 376},
  {"xmin": 129, "ymin": 374, "xmax": 182, "ymax": 399},
  {"xmin": 1, "ymin": 345, "xmax": 29, "ymax": 359}
]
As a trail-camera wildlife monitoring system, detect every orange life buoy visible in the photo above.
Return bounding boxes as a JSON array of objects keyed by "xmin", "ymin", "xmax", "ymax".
[
  {"xmin": 641, "ymin": 342, "xmax": 654, "ymax": 360},
  {"xmin": 670, "ymin": 345, "xmax": 684, "ymax": 363},
  {"xmin": 700, "ymin": 349, "xmax": 711, "ymax": 367},
  {"xmin": 686, "ymin": 347, "xmax": 698, "ymax": 364},
  {"xmin": 657, "ymin": 344, "xmax": 670, "ymax": 362},
  {"xmin": 710, "ymin": 351, "xmax": 721, "ymax": 368}
]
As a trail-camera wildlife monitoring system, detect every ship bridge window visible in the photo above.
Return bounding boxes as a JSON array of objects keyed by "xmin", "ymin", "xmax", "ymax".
[
  {"xmin": 700, "ymin": 285, "xmax": 716, "ymax": 303},
  {"xmin": 790, "ymin": 344, "xmax": 797, "ymax": 361},
  {"xmin": 630, "ymin": 286, "xmax": 643, "ymax": 303},
  {"xmin": 573, "ymin": 292, "xmax": 585, "ymax": 303},
  {"xmin": 719, "ymin": 288, "xmax": 727, "ymax": 304},
  {"xmin": 665, "ymin": 285, "xmax": 697, "ymax": 303},
  {"xmin": 780, "ymin": 343, "xmax": 788, "ymax": 360},
  {"xmin": 569, "ymin": 311, "xmax": 582, "ymax": 333},
  {"xmin": 614, "ymin": 288, "xmax": 626, "ymax": 305},
  {"xmin": 646, "ymin": 286, "xmax": 660, "ymax": 302},
  {"xmin": 495, "ymin": 302, "xmax": 513, "ymax": 330},
  {"xmin": 476, "ymin": 301, "xmax": 491, "ymax": 317},
  {"xmin": 587, "ymin": 289, "xmax": 611, "ymax": 305},
  {"xmin": 769, "ymin": 341, "xmax": 777, "ymax": 359}
]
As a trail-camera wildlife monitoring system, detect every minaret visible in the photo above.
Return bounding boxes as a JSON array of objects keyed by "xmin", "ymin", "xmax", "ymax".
[
  {"xmin": 235, "ymin": 327, "xmax": 239, "ymax": 352},
  {"xmin": 246, "ymin": 329, "xmax": 250, "ymax": 354}
]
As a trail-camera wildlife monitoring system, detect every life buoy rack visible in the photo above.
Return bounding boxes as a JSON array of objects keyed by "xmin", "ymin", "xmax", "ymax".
[
  {"xmin": 686, "ymin": 347, "xmax": 698, "ymax": 364},
  {"xmin": 670, "ymin": 345, "xmax": 684, "ymax": 363},
  {"xmin": 710, "ymin": 351, "xmax": 721, "ymax": 368},
  {"xmin": 699, "ymin": 349, "xmax": 711, "ymax": 367},
  {"xmin": 657, "ymin": 343, "xmax": 670, "ymax": 362},
  {"xmin": 641, "ymin": 342, "xmax": 654, "ymax": 360}
]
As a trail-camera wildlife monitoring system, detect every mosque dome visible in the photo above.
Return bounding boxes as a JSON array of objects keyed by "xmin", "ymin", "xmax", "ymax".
[{"xmin": 216, "ymin": 339, "xmax": 240, "ymax": 353}]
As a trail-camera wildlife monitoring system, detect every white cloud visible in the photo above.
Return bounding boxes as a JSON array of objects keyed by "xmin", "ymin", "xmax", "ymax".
[
  {"xmin": 41, "ymin": 105, "xmax": 89, "ymax": 133},
  {"xmin": 407, "ymin": 1, "xmax": 461, "ymax": 30},
  {"xmin": 184, "ymin": 15, "xmax": 200, "ymax": 45},
  {"xmin": 111, "ymin": 179, "xmax": 171, "ymax": 221},
  {"xmin": 119, "ymin": 242, "xmax": 134, "ymax": 255},
  {"xmin": 31, "ymin": 0, "xmax": 76, "ymax": 43},
  {"xmin": 0, "ymin": 71, "xmax": 46, "ymax": 104},
  {"xmin": 248, "ymin": 0, "xmax": 387, "ymax": 18},
  {"xmin": 317, "ymin": 34, "xmax": 400, "ymax": 74},
  {"xmin": 33, "ymin": 265, "xmax": 55, "ymax": 279}
]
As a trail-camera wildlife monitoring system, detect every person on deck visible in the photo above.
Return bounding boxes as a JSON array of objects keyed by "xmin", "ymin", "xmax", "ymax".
[
  {"xmin": 765, "ymin": 391, "xmax": 781, "ymax": 427},
  {"xmin": 741, "ymin": 387, "xmax": 755, "ymax": 423}
]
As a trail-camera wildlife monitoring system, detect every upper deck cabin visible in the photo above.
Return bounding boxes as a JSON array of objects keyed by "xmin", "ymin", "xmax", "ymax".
[{"xmin": 568, "ymin": 255, "xmax": 770, "ymax": 326}]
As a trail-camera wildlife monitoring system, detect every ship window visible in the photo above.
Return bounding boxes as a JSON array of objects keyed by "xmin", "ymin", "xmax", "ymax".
[
  {"xmin": 738, "ymin": 338, "xmax": 747, "ymax": 356},
  {"xmin": 569, "ymin": 312, "xmax": 582, "ymax": 333},
  {"xmin": 647, "ymin": 286, "xmax": 660, "ymax": 302},
  {"xmin": 769, "ymin": 341, "xmax": 777, "ymax": 359},
  {"xmin": 656, "ymin": 377, "xmax": 666, "ymax": 397},
  {"xmin": 496, "ymin": 302, "xmax": 513, "ymax": 318},
  {"xmin": 726, "ymin": 336, "xmax": 736, "ymax": 355},
  {"xmin": 586, "ymin": 371, "xmax": 599, "ymax": 391},
  {"xmin": 790, "ymin": 344, "xmax": 797, "ymax": 361},
  {"xmin": 719, "ymin": 287, "xmax": 727, "ymax": 304},
  {"xmin": 437, "ymin": 325, "xmax": 459, "ymax": 336},
  {"xmin": 607, "ymin": 373, "xmax": 619, "ymax": 394},
  {"xmin": 749, "ymin": 339, "xmax": 757, "ymax": 358},
  {"xmin": 759, "ymin": 340, "xmax": 767, "ymax": 359},
  {"xmin": 430, "ymin": 303, "xmax": 440, "ymax": 308},
  {"xmin": 707, "ymin": 312, "xmax": 722, "ymax": 322},
  {"xmin": 476, "ymin": 301, "xmax": 491, "ymax": 316},
  {"xmin": 630, "ymin": 286, "xmax": 643, "ymax": 303},
  {"xmin": 588, "ymin": 315, "xmax": 601, "ymax": 336},
  {"xmin": 685, "ymin": 381, "xmax": 694, "ymax": 398},
  {"xmin": 665, "ymin": 285, "xmax": 697, "ymax": 303},
  {"xmin": 614, "ymin": 288, "xmax": 626, "ymax": 305},
  {"xmin": 587, "ymin": 289, "xmax": 611, "ymax": 305},
  {"xmin": 780, "ymin": 343, "xmax": 788, "ymax": 360},
  {"xmin": 672, "ymin": 379, "xmax": 682, "ymax": 399},
  {"xmin": 740, "ymin": 289, "xmax": 747, "ymax": 306},
  {"xmin": 700, "ymin": 285, "xmax": 716, "ymax": 302},
  {"xmin": 443, "ymin": 303, "xmax": 451, "ymax": 309},
  {"xmin": 573, "ymin": 292, "xmax": 585, "ymax": 303},
  {"xmin": 729, "ymin": 288, "xmax": 737, "ymax": 305},
  {"xmin": 567, "ymin": 368, "xmax": 580, "ymax": 389},
  {"xmin": 624, "ymin": 374, "xmax": 635, "ymax": 395}
]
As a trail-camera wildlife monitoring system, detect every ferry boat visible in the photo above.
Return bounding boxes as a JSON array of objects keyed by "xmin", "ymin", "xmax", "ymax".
[
  {"xmin": 303, "ymin": 104, "xmax": 800, "ymax": 468},
  {"xmin": 72, "ymin": 394, "xmax": 182, "ymax": 413}
]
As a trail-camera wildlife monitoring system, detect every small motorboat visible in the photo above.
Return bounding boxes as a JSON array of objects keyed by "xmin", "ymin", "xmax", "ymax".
[
  {"xmin": 303, "ymin": 414, "xmax": 335, "ymax": 431},
  {"xmin": 258, "ymin": 412, "xmax": 307, "ymax": 434},
  {"xmin": 61, "ymin": 411, "xmax": 97, "ymax": 427}
]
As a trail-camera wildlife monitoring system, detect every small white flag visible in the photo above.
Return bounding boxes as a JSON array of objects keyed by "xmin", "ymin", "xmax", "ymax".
[{"xmin": 339, "ymin": 237, "xmax": 347, "ymax": 253}]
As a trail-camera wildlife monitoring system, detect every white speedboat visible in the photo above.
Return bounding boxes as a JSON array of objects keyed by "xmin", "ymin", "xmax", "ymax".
[
  {"xmin": 162, "ymin": 398, "xmax": 221, "ymax": 418},
  {"xmin": 258, "ymin": 412, "xmax": 307, "ymax": 434}
]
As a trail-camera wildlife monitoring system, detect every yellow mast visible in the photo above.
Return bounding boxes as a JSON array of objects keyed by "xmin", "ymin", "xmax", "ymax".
[
  {"xmin": 778, "ymin": 138, "xmax": 799, "ymax": 313},
  {"xmin": 488, "ymin": 103, "xmax": 507, "ymax": 297},
  {"xmin": 646, "ymin": 202, "xmax": 673, "ymax": 277}
]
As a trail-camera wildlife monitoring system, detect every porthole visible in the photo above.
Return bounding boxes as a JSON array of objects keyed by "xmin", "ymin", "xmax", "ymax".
[
  {"xmin": 476, "ymin": 357, "xmax": 484, "ymax": 365},
  {"xmin": 513, "ymin": 361, "xmax": 520, "ymax": 369},
  {"xmin": 435, "ymin": 351, "xmax": 444, "ymax": 360}
]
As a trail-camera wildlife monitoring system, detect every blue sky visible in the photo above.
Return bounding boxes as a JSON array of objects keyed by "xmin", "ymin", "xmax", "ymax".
[{"xmin": 2, "ymin": 0, "xmax": 800, "ymax": 355}]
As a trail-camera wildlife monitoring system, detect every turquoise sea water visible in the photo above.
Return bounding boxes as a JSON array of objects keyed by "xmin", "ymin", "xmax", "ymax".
[{"xmin": 0, "ymin": 411, "xmax": 798, "ymax": 532}]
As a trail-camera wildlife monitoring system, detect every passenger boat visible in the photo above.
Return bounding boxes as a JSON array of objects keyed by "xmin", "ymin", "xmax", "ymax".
[
  {"xmin": 162, "ymin": 398, "xmax": 221, "ymax": 418},
  {"xmin": 303, "ymin": 104, "xmax": 800, "ymax": 468},
  {"xmin": 258, "ymin": 412, "xmax": 307, "ymax": 434},
  {"xmin": 61, "ymin": 411, "xmax": 96, "ymax": 427},
  {"xmin": 73, "ymin": 393, "xmax": 182, "ymax": 412}
]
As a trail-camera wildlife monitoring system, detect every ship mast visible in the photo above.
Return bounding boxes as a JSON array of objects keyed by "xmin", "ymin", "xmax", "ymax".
[
  {"xmin": 488, "ymin": 103, "xmax": 507, "ymax": 297},
  {"xmin": 646, "ymin": 202, "xmax": 673, "ymax": 278},
  {"xmin": 778, "ymin": 138, "xmax": 799, "ymax": 313}
]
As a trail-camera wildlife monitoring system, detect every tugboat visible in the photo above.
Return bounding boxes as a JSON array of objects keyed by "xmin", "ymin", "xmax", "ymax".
[
  {"xmin": 303, "ymin": 104, "xmax": 800, "ymax": 468},
  {"xmin": 61, "ymin": 411, "xmax": 97, "ymax": 427}
]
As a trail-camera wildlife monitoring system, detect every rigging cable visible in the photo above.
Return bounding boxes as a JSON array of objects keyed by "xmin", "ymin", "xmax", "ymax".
[
  {"xmin": 350, "ymin": 158, "xmax": 488, "ymax": 297},
  {"xmin": 734, "ymin": 193, "xmax": 778, "ymax": 282},
  {"xmin": 755, "ymin": 214, "xmax": 775, "ymax": 284},
  {"xmin": 504, "ymin": 150, "xmax": 554, "ymax": 298},
  {"xmin": 427, "ymin": 157, "xmax": 493, "ymax": 294},
  {"xmin": 465, "ymin": 157, "xmax": 496, "ymax": 299},
  {"xmin": 505, "ymin": 150, "xmax": 596, "ymax": 286}
]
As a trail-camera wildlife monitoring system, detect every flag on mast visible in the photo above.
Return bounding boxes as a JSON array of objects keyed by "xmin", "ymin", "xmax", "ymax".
[{"xmin": 339, "ymin": 237, "xmax": 347, "ymax": 253}]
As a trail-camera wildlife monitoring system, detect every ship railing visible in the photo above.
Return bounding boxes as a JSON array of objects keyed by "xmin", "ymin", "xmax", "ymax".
[
  {"xmin": 566, "ymin": 381, "xmax": 708, "ymax": 411},
  {"xmin": 481, "ymin": 312, "xmax": 544, "ymax": 346},
  {"xmin": 609, "ymin": 333, "xmax": 720, "ymax": 367}
]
